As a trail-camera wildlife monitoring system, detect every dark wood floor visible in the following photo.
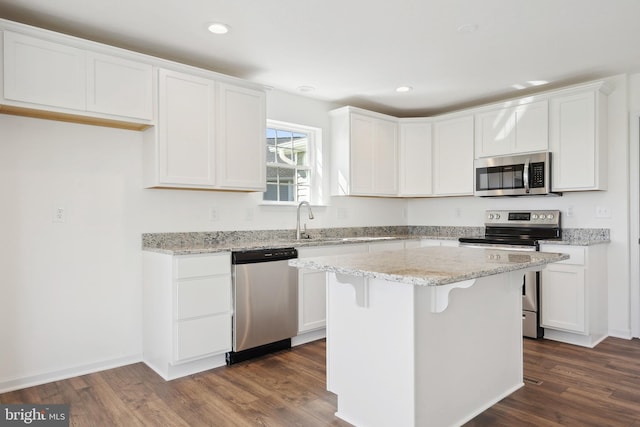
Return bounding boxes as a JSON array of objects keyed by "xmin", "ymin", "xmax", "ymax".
[{"xmin": 1, "ymin": 337, "xmax": 640, "ymax": 426}]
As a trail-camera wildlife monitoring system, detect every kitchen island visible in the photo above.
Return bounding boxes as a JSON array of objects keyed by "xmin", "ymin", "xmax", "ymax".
[{"xmin": 290, "ymin": 246, "xmax": 568, "ymax": 427}]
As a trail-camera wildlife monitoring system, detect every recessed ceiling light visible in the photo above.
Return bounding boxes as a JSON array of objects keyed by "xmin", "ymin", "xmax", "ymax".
[
  {"xmin": 208, "ymin": 22, "xmax": 230, "ymax": 35},
  {"xmin": 527, "ymin": 80, "xmax": 549, "ymax": 87},
  {"xmin": 457, "ymin": 24, "xmax": 478, "ymax": 33},
  {"xmin": 297, "ymin": 85, "xmax": 316, "ymax": 93},
  {"xmin": 396, "ymin": 86, "xmax": 413, "ymax": 93}
]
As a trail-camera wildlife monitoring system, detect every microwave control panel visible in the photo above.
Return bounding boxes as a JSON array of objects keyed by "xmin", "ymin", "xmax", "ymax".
[{"xmin": 530, "ymin": 162, "xmax": 545, "ymax": 188}]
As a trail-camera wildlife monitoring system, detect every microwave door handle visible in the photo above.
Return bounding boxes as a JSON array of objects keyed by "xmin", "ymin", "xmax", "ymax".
[{"xmin": 524, "ymin": 158, "xmax": 530, "ymax": 193}]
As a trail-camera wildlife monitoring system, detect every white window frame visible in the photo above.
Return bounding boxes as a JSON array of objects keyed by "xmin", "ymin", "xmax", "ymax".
[{"xmin": 263, "ymin": 119, "xmax": 323, "ymax": 206}]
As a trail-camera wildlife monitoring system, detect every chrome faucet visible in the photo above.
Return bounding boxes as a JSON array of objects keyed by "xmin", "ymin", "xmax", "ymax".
[{"xmin": 296, "ymin": 201, "xmax": 314, "ymax": 240}]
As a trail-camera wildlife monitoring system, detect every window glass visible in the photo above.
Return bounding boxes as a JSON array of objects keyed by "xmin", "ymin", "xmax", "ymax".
[{"xmin": 264, "ymin": 121, "xmax": 315, "ymax": 203}]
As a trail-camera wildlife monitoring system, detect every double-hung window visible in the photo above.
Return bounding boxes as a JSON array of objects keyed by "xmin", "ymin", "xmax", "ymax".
[{"xmin": 264, "ymin": 120, "xmax": 319, "ymax": 203}]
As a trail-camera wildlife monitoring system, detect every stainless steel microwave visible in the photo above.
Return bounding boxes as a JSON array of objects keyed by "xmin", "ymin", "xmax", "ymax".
[{"xmin": 474, "ymin": 152, "xmax": 556, "ymax": 197}]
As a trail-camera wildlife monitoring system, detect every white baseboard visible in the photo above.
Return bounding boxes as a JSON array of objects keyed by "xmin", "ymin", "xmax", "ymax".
[
  {"xmin": 292, "ymin": 329, "xmax": 326, "ymax": 346},
  {"xmin": 0, "ymin": 354, "xmax": 142, "ymax": 394},
  {"xmin": 608, "ymin": 328, "xmax": 633, "ymax": 339}
]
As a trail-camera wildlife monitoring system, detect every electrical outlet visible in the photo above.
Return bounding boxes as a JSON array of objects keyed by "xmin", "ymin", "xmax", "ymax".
[
  {"xmin": 566, "ymin": 206, "xmax": 574, "ymax": 217},
  {"xmin": 245, "ymin": 208, "xmax": 254, "ymax": 221},
  {"xmin": 53, "ymin": 207, "xmax": 65, "ymax": 223},
  {"xmin": 455, "ymin": 207, "xmax": 461, "ymax": 218},
  {"xmin": 595, "ymin": 206, "xmax": 611, "ymax": 218},
  {"xmin": 209, "ymin": 207, "xmax": 219, "ymax": 222}
]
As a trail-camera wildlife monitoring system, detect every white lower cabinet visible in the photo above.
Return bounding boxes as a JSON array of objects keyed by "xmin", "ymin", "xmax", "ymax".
[
  {"xmin": 142, "ymin": 251, "xmax": 232, "ymax": 380},
  {"xmin": 420, "ymin": 239, "xmax": 459, "ymax": 247},
  {"xmin": 540, "ymin": 244, "xmax": 607, "ymax": 347},
  {"xmin": 297, "ymin": 241, "xmax": 420, "ymax": 335},
  {"xmin": 297, "ymin": 244, "xmax": 368, "ymax": 333}
]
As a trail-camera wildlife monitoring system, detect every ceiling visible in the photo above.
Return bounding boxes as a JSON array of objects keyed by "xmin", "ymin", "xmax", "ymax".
[{"xmin": 1, "ymin": 0, "xmax": 640, "ymax": 117}]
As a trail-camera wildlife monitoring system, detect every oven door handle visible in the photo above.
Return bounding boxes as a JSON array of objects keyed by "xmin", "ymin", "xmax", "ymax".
[{"xmin": 523, "ymin": 158, "xmax": 530, "ymax": 194}]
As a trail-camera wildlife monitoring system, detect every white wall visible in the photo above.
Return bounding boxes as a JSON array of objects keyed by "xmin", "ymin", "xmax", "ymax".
[
  {"xmin": 408, "ymin": 74, "xmax": 634, "ymax": 339},
  {"xmin": 0, "ymin": 116, "xmax": 143, "ymax": 391},
  {"xmin": 0, "ymin": 89, "xmax": 406, "ymax": 391}
]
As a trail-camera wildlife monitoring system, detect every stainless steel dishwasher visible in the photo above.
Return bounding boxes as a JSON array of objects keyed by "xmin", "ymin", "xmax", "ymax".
[{"xmin": 226, "ymin": 247, "xmax": 298, "ymax": 364}]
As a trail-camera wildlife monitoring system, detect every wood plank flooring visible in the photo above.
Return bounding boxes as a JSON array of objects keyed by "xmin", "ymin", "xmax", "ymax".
[{"xmin": 1, "ymin": 337, "xmax": 639, "ymax": 426}]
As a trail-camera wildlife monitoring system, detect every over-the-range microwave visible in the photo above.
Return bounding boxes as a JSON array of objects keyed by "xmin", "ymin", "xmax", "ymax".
[{"xmin": 474, "ymin": 152, "xmax": 559, "ymax": 197}]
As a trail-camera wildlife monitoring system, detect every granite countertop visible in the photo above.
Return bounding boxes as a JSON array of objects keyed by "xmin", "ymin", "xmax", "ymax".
[
  {"xmin": 141, "ymin": 226, "xmax": 610, "ymax": 255},
  {"xmin": 289, "ymin": 246, "xmax": 569, "ymax": 287}
]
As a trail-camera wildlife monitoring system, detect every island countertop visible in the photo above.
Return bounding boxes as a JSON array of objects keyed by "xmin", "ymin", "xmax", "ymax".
[{"xmin": 289, "ymin": 246, "xmax": 569, "ymax": 286}]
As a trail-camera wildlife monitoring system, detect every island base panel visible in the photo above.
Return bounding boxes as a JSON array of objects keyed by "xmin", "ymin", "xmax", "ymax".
[{"xmin": 327, "ymin": 271, "xmax": 525, "ymax": 427}]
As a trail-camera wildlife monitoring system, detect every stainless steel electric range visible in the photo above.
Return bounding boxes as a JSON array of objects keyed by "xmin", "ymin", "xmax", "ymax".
[{"xmin": 459, "ymin": 210, "xmax": 561, "ymax": 338}]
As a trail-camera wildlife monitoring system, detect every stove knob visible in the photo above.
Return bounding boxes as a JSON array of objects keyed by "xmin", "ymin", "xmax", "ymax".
[
  {"xmin": 488, "ymin": 214, "xmax": 494, "ymax": 220},
  {"xmin": 532, "ymin": 214, "xmax": 538, "ymax": 220},
  {"xmin": 495, "ymin": 213, "xmax": 501, "ymax": 219},
  {"xmin": 547, "ymin": 213, "xmax": 554, "ymax": 220}
]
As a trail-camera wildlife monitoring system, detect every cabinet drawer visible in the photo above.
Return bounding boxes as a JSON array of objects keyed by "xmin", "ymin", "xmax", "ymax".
[
  {"xmin": 174, "ymin": 315, "xmax": 231, "ymax": 362},
  {"xmin": 176, "ymin": 276, "xmax": 230, "ymax": 320},
  {"xmin": 175, "ymin": 253, "xmax": 230, "ymax": 278},
  {"xmin": 540, "ymin": 245, "xmax": 585, "ymax": 265}
]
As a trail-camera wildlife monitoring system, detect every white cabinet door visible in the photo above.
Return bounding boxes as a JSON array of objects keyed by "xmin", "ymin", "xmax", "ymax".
[
  {"xmin": 475, "ymin": 108, "xmax": 514, "ymax": 158},
  {"xmin": 350, "ymin": 113, "xmax": 376, "ymax": 194},
  {"xmin": 347, "ymin": 112, "xmax": 397, "ymax": 196},
  {"xmin": 541, "ymin": 263, "xmax": 586, "ymax": 333},
  {"xmin": 540, "ymin": 244, "xmax": 610, "ymax": 347},
  {"xmin": 297, "ymin": 244, "xmax": 368, "ymax": 333},
  {"xmin": 174, "ymin": 315, "xmax": 231, "ymax": 362},
  {"xmin": 157, "ymin": 69, "xmax": 216, "ymax": 187},
  {"xmin": 513, "ymin": 100, "xmax": 548, "ymax": 154},
  {"xmin": 372, "ymin": 117, "xmax": 399, "ymax": 195},
  {"xmin": 398, "ymin": 120, "xmax": 432, "ymax": 196},
  {"xmin": 331, "ymin": 108, "xmax": 398, "ymax": 196},
  {"xmin": 549, "ymin": 84, "xmax": 608, "ymax": 192},
  {"xmin": 86, "ymin": 52, "xmax": 153, "ymax": 120},
  {"xmin": 173, "ymin": 253, "xmax": 232, "ymax": 363},
  {"xmin": 216, "ymin": 82, "xmax": 266, "ymax": 190},
  {"xmin": 432, "ymin": 114, "xmax": 474, "ymax": 196},
  {"xmin": 475, "ymin": 100, "xmax": 548, "ymax": 158},
  {"xmin": 3, "ymin": 30, "xmax": 86, "ymax": 110}
]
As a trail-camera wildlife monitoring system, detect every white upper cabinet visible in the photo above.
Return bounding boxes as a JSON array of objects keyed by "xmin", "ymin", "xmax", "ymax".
[
  {"xmin": 432, "ymin": 113, "xmax": 474, "ymax": 196},
  {"xmin": 86, "ymin": 52, "xmax": 153, "ymax": 120},
  {"xmin": 549, "ymin": 82, "xmax": 610, "ymax": 192},
  {"xmin": 475, "ymin": 99, "xmax": 548, "ymax": 158},
  {"xmin": 216, "ymin": 82, "xmax": 266, "ymax": 191},
  {"xmin": 3, "ymin": 30, "xmax": 86, "ymax": 110},
  {"xmin": 155, "ymin": 69, "xmax": 217, "ymax": 188},
  {"xmin": 2, "ymin": 29, "xmax": 153, "ymax": 128},
  {"xmin": 331, "ymin": 107, "xmax": 398, "ymax": 196},
  {"xmin": 398, "ymin": 119, "xmax": 433, "ymax": 196},
  {"xmin": 144, "ymin": 69, "xmax": 266, "ymax": 191}
]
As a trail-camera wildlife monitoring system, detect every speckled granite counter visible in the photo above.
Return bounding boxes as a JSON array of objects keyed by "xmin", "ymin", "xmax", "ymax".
[
  {"xmin": 290, "ymin": 246, "xmax": 569, "ymax": 286},
  {"xmin": 141, "ymin": 226, "xmax": 608, "ymax": 255}
]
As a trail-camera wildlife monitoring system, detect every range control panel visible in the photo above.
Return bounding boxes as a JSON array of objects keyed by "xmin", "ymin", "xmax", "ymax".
[{"xmin": 485, "ymin": 210, "xmax": 561, "ymax": 227}]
